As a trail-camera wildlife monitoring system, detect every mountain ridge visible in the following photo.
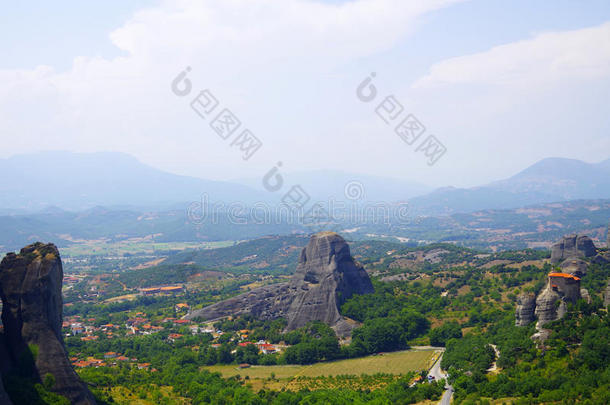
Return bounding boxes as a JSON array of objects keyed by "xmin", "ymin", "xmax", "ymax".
[{"xmin": 409, "ymin": 156, "xmax": 610, "ymax": 215}]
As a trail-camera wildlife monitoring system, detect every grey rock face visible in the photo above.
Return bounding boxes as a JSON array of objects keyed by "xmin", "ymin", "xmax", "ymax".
[
  {"xmin": 515, "ymin": 293, "xmax": 536, "ymax": 326},
  {"xmin": 186, "ymin": 232, "xmax": 374, "ymax": 336},
  {"xmin": 593, "ymin": 252, "xmax": 610, "ymax": 265},
  {"xmin": 534, "ymin": 285, "xmax": 562, "ymax": 327},
  {"xmin": 185, "ymin": 283, "xmax": 293, "ymax": 322},
  {"xmin": 284, "ymin": 232, "xmax": 374, "ymax": 331},
  {"xmin": 0, "ymin": 243, "xmax": 96, "ymax": 405},
  {"xmin": 560, "ymin": 258, "xmax": 588, "ymax": 277},
  {"xmin": 550, "ymin": 234, "xmax": 596, "ymax": 264},
  {"xmin": 534, "ymin": 274, "xmax": 581, "ymax": 328},
  {"xmin": 0, "ymin": 378, "xmax": 12, "ymax": 405}
]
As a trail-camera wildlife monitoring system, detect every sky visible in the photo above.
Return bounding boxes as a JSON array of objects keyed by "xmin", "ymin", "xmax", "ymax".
[{"xmin": 1, "ymin": 0, "xmax": 609, "ymax": 189}]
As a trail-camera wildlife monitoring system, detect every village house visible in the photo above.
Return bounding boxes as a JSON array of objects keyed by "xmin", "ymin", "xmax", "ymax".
[
  {"xmin": 70, "ymin": 323, "xmax": 84, "ymax": 335},
  {"xmin": 168, "ymin": 333, "xmax": 183, "ymax": 343}
]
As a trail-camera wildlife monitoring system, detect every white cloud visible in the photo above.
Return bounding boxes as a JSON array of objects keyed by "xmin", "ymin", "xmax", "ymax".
[
  {"xmin": 2, "ymin": 1, "xmax": 608, "ymax": 189},
  {"xmin": 403, "ymin": 22, "xmax": 610, "ymax": 187},
  {"xmin": 0, "ymin": 0, "xmax": 462, "ymax": 181},
  {"xmin": 414, "ymin": 22, "xmax": 610, "ymax": 88}
]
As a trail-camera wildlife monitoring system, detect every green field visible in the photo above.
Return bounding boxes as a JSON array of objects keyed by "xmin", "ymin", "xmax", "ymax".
[{"xmin": 205, "ymin": 349, "xmax": 438, "ymax": 380}]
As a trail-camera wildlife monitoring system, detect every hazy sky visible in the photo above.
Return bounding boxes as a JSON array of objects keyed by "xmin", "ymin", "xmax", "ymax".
[{"xmin": 1, "ymin": 0, "xmax": 609, "ymax": 188}]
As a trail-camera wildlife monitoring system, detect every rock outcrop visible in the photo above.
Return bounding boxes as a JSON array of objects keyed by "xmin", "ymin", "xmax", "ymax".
[
  {"xmin": 534, "ymin": 285, "xmax": 562, "ymax": 327},
  {"xmin": 0, "ymin": 378, "xmax": 12, "ymax": 405},
  {"xmin": 0, "ymin": 243, "xmax": 96, "ymax": 405},
  {"xmin": 592, "ymin": 251, "xmax": 610, "ymax": 265},
  {"xmin": 518, "ymin": 234, "xmax": 591, "ymax": 330},
  {"xmin": 560, "ymin": 258, "xmax": 588, "ymax": 277},
  {"xmin": 186, "ymin": 232, "xmax": 374, "ymax": 336},
  {"xmin": 0, "ymin": 338, "xmax": 12, "ymax": 405},
  {"xmin": 532, "ymin": 272, "xmax": 581, "ymax": 328},
  {"xmin": 550, "ymin": 234, "xmax": 596, "ymax": 264},
  {"xmin": 515, "ymin": 293, "xmax": 536, "ymax": 326}
]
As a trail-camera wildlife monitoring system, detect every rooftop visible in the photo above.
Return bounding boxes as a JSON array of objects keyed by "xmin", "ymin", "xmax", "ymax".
[{"xmin": 548, "ymin": 272, "xmax": 580, "ymax": 281}]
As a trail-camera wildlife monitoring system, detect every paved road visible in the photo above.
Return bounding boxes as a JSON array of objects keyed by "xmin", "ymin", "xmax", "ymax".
[{"xmin": 427, "ymin": 351, "xmax": 454, "ymax": 405}]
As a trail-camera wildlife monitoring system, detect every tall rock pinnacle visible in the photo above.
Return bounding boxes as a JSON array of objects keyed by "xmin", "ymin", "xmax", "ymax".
[
  {"xmin": 186, "ymin": 232, "xmax": 374, "ymax": 336},
  {"xmin": 284, "ymin": 232, "xmax": 374, "ymax": 333},
  {"xmin": 0, "ymin": 243, "xmax": 96, "ymax": 405}
]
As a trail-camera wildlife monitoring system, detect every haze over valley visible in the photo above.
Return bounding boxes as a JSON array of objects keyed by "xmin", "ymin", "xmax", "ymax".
[{"xmin": 1, "ymin": 1, "xmax": 610, "ymax": 404}]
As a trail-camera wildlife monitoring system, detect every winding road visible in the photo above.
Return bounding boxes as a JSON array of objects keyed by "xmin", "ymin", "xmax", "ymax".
[{"xmin": 426, "ymin": 349, "xmax": 453, "ymax": 405}]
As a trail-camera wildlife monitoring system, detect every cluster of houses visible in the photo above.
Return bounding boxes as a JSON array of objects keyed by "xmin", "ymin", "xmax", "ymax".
[
  {"xmin": 235, "ymin": 340, "xmax": 279, "ymax": 355},
  {"xmin": 64, "ymin": 305, "xmax": 288, "ymax": 372},
  {"xmin": 71, "ymin": 352, "xmax": 155, "ymax": 371},
  {"xmin": 63, "ymin": 306, "xmax": 218, "ymax": 343}
]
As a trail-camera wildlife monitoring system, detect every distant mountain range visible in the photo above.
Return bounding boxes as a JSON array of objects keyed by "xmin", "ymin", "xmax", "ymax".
[
  {"xmin": 233, "ymin": 169, "xmax": 430, "ymax": 203},
  {"xmin": 0, "ymin": 151, "xmax": 430, "ymax": 211},
  {"xmin": 0, "ymin": 151, "xmax": 609, "ymax": 216},
  {"xmin": 0, "ymin": 151, "xmax": 267, "ymax": 211},
  {"xmin": 408, "ymin": 157, "xmax": 610, "ymax": 215}
]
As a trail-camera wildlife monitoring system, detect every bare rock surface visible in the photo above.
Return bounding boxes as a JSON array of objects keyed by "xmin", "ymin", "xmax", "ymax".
[
  {"xmin": 0, "ymin": 378, "xmax": 12, "ymax": 405},
  {"xmin": 534, "ymin": 285, "xmax": 562, "ymax": 327},
  {"xmin": 0, "ymin": 243, "xmax": 96, "ymax": 405},
  {"xmin": 550, "ymin": 234, "xmax": 596, "ymax": 264},
  {"xmin": 186, "ymin": 232, "xmax": 374, "ymax": 336},
  {"xmin": 560, "ymin": 258, "xmax": 588, "ymax": 277},
  {"xmin": 515, "ymin": 292, "xmax": 536, "ymax": 326}
]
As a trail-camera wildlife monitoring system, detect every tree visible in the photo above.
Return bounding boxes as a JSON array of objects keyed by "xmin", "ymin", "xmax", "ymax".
[{"xmin": 429, "ymin": 321, "xmax": 462, "ymax": 347}]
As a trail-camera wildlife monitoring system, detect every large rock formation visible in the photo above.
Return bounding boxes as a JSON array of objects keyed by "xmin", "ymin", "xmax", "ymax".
[
  {"xmin": 517, "ymin": 233, "xmax": 590, "ymax": 330},
  {"xmin": 532, "ymin": 272, "xmax": 581, "ymax": 328},
  {"xmin": 534, "ymin": 285, "xmax": 562, "ymax": 327},
  {"xmin": 0, "ymin": 243, "xmax": 96, "ymax": 405},
  {"xmin": 186, "ymin": 232, "xmax": 374, "ymax": 336},
  {"xmin": 560, "ymin": 258, "xmax": 588, "ymax": 277},
  {"xmin": 550, "ymin": 234, "xmax": 596, "ymax": 264},
  {"xmin": 0, "ymin": 336, "xmax": 12, "ymax": 405},
  {"xmin": 515, "ymin": 293, "xmax": 536, "ymax": 326},
  {"xmin": 0, "ymin": 378, "xmax": 12, "ymax": 405}
]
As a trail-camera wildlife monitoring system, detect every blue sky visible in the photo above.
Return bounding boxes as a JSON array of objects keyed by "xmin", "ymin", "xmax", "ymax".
[{"xmin": 1, "ymin": 0, "xmax": 609, "ymax": 188}]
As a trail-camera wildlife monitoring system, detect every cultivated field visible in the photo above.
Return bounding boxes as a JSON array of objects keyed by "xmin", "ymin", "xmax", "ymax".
[{"xmin": 206, "ymin": 349, "xmax": 438, "ymax": 379}]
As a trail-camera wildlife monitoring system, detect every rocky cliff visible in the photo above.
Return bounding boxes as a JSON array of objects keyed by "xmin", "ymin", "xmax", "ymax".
[
  {"xmin": 0, "ymin": 243, "xmax": 96, "ymax": 405},
  {"xmin": 534, "ymin": 284, "xmax": 563, "ymax": 327},
  {"xmin": 0, "ymin": 378, "xmax": 12, "ymax": 405},
  {"xmin": 560, "ymin": 258, "xmax": 588, "ymax": 277},
  {"xmin": 518, "ymin": 234, "xmax": 590, "ymax": 331},
  {"xmin": 515, "ymin": 293, "xmax": 536, "ymax": 326},
  {"xmin": 550, "ymin": 234, "xmax": 596, "ymax": 264},
  {"xmin": 186, "ymin": 232, "xmax": 374, "ymax": 336}
]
